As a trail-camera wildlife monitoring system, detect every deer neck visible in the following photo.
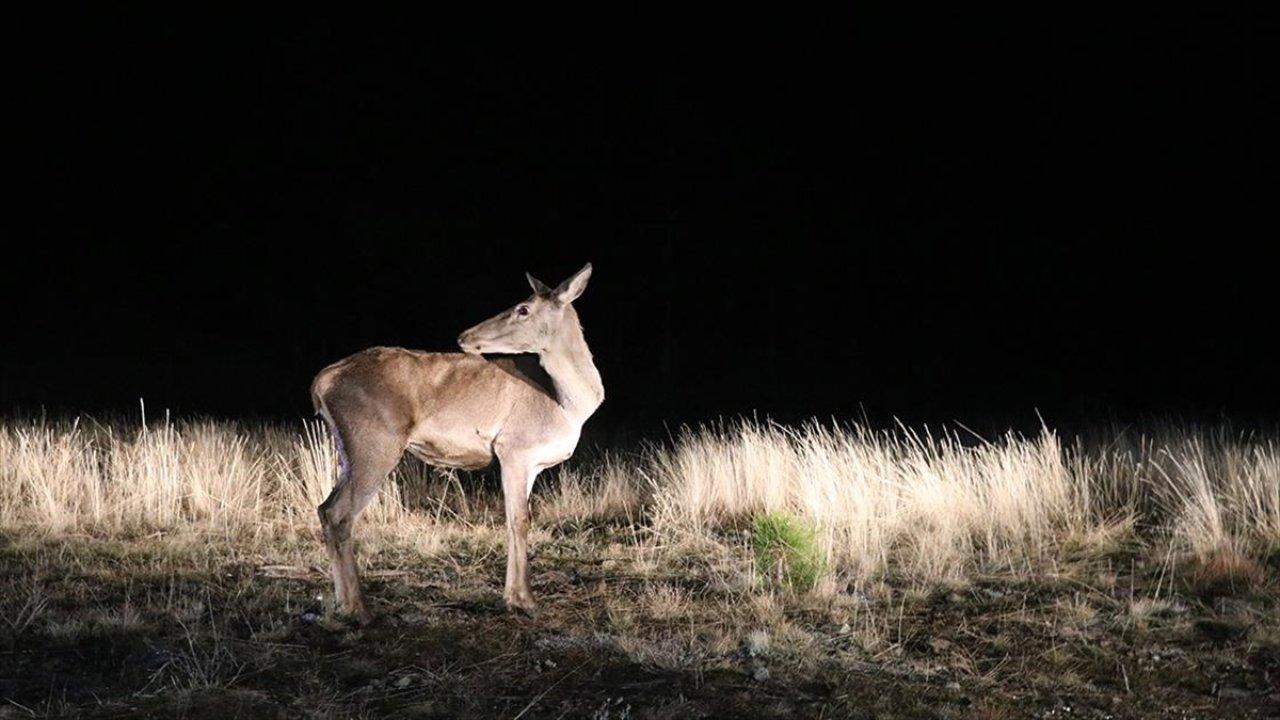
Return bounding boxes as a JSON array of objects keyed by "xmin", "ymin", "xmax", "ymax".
[{"xmin": 539, "ymin": 308, "xmax": 604, "ymax": 423}]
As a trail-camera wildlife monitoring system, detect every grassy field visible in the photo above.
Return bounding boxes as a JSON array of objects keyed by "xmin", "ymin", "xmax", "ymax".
[{"xmin": 1, "ymin": 415, "xmax": 1277, "ymax": 718}]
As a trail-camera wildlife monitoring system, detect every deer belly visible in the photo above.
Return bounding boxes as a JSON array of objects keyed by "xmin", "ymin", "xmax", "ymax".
[{"xmin": 405, "ymin": 436, "xmax": 494, "ymax": 470}]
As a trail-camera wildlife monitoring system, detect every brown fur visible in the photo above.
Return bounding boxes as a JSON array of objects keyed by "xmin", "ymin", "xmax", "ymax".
[
  {"xmin": 311, "ymin": 264, "xmax": 602, "ymax": 622},
  {"xmin": 313, "ymin": 348, "xmax": 565, "ymax": 470}
]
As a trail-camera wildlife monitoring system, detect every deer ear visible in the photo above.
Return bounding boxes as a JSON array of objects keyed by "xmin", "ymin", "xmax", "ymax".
[
  {"xmin": 526, "ymin": 272, "xmax": 552, "ymax": 296},
  {"xmin": 553, "ymin": 263, "xmax": 592, "ymax": 304}
]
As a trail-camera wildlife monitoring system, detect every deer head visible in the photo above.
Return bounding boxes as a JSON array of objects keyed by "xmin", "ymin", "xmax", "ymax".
[{"xmin": 457, "ymin": 263, "xmax": 593, "ymax": 356}]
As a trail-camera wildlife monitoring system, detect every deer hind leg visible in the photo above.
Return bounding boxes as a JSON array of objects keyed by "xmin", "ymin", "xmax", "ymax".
[
  {"xmin": 499, "ymin": 458, "xmax": 540, "ymax": 615},
  {"xmin": 317, "ymin": 423, "xmax": 404, "ymax": 624}
]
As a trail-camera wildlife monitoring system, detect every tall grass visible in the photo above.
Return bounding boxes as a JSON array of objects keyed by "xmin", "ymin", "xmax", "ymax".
[
  {"xmin": 649, "ymin": 420, "xmax": 1278, "ymax": 583},
  {"xmin": 648, "ymin": 422, "xmax": 1084, "ymax": 580},
  {"xmin": 0, "ymin": 416, "xmax": 411, "ymax": 540},
  {"xmin": 1, "ymin": 415, "xmax": 1276, "ymax": 587}
]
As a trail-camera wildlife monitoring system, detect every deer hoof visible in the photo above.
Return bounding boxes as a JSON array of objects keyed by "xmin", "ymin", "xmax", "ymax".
[
  {"xmin": 339, "ymin": 603, "xmax": 375, "ymax": 627},
  {"xmin": 505, "ymin": 592, "xmax": 539, "ymax": 618}
]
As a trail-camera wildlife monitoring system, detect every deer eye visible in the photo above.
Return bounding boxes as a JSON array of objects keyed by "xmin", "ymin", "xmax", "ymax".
[{"xmin": 516, "ymin": 305, "xmax": 530, "ymax": 317}]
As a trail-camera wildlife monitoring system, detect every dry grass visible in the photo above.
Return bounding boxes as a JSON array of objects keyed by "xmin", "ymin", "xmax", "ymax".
[
  {"xmin": 2, "ymin": 416, "xmax": 1277, "ymax": 593},
  {"xmin": 0, "ymin": 415, "xmax": 430, "ymax": 544},
  {"xmin": 1189, "ymin": 547, "xmax": 1268, "ymax": 596},
  {"xmin": 646, "ymin": 420, "xmax": 1279, "ymax": 589},
  {"xmin": 1, "ymin": 414, "xmax": 1277, "ymax": 717}
]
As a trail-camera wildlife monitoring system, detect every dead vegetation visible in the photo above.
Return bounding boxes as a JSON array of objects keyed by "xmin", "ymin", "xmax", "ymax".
[{"xmin": 1, "ymin": 416, "xmax": 1277, "ymax": 717}]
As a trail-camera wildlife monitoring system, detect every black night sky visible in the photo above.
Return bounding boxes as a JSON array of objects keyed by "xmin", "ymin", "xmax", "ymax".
[{"xmin": 5, "ymin": 11, "xmax": 1275, "ymax": 434}]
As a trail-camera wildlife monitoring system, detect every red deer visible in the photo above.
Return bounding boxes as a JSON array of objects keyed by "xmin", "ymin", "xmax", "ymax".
[{"xmin": 311, "ymin": 264, "xmax": 602, "ymax": 622}]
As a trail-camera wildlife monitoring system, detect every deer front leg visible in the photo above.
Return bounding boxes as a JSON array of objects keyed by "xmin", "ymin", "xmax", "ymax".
[{"xmin": 499, "ymin": 459, "xmax": 538, "ymax": 615}]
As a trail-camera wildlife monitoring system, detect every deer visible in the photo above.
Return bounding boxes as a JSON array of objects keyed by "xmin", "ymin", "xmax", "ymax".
[{"xmin": 310, "ymin": 263, "xmax": 602, "ymax": 623}]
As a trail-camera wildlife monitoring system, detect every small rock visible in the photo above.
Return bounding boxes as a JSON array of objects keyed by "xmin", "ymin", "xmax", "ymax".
[
  {"xmin": 839, "ymin": 623, "xmax": 851, "ymax": 635},
  {"xmin": 300, "ymin": 611, "xmax": 322, "ymax": 625},
  {"xmin": 395, "ymin": 675, "xmax": 414, "ymax": 688},
  {"xmin": 751, "ymin": 666, "xmax": 770, "ymax": 682}
]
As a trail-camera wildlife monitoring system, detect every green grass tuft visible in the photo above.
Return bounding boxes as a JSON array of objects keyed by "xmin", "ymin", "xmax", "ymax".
[{"xmin": 752, "ymin": 511, "xmax": 827, "ymax": 592}]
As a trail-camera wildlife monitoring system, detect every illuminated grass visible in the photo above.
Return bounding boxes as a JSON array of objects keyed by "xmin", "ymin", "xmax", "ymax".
[
  {"xmin": 0, "ymin": 415, "xmax": 1276, "ymax": 717},
  {"xmin": 0, "ymin": 415, "xmax": 1275, "ymax": 588}
]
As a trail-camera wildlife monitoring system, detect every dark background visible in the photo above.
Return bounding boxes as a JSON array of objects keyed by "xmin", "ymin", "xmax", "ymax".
[{"xmin": 5, "ymin": 11, "xmax": 1275, "ymax": 435}]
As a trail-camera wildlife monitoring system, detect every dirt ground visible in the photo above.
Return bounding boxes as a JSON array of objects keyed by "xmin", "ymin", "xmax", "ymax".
[{"xmin": 1, "ymin": 525, "xmax": 1277, "ymax": 719}]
